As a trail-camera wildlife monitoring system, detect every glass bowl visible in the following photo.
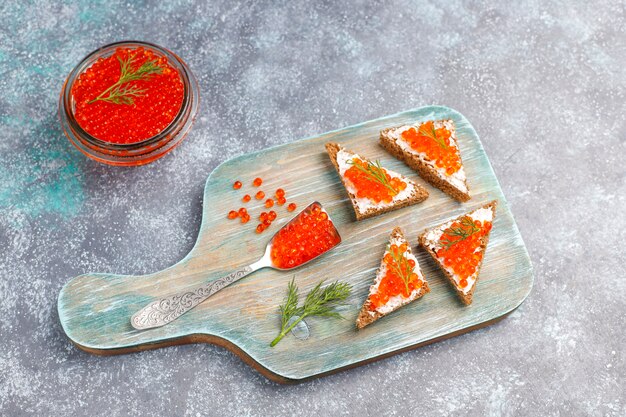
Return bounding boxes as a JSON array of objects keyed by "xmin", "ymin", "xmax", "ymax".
[{"xmin": 59, "ymin": 40, "xmax": 199, "ymax": 166}]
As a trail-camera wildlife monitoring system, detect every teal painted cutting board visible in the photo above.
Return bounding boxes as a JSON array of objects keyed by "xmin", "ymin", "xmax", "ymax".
[{"xmin": 58, "ymin": 105, "xmax": 533, "ymax": 383}]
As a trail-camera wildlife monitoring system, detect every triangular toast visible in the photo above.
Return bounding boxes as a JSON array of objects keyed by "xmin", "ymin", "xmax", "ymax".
[
  {"xmin": 380, "ymin": 120, "xmax": 470, "ymax": 202},
  {"xmin": 356, "ymin": 227, "xmax": 430, "ymax": 329},
  {"xmin": 419, "ymin": 201, "xmax": 497, "ymax": 305},
  {"xmin": 325, "ymin": 143, "xmax": 428, "ymax": 221}
]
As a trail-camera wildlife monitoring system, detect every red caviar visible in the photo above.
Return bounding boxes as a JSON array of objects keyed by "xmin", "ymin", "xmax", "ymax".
[
  {"xmin": 275, "ymin": 188, "xmax": 285, "ymax": 198},
  {"xmin": 253, "ymin": 178, "xmax": 263, "ymax": 187},
  {"xmin": 242, "ymin": 194, "xmax": 251, "ymax": 203},
  {"xmin": 287, "ymin": 202, "xmax": 297, "ymax": 212},
  {"xmin": 270, "ymin": 203, "xmax": 340, "ymax": 269},
  {"xmin": 233, "ymin": 181, "xmax": 242, "ymax": 189},
  {"xmin": 240, "ymin": 214, "xmax": 250, "ymax": 224},
  {"xmin": 344, "ymin": 158, "xmax": 407, "ymax": 204},
  {"xmin": 71, "ymin": 46, "xmax": 184, "ymax": 144},
  {"xmin": 435, "ymin": 216, "xmax": 492, "ymax": 286},
  {"xmin": 227, "ymin": 210, "xmax": 238, "ymax": 219},
  {"xmin": 238, "ymin": 207, "xmax": 247, "ymax": 217},
  {"xmin": 256, "ymin": 211, "xmax": 274, "ymax": 234},
  {"xmin": 277, "ymin": 196, "xmax": 286, "ymax": 205},
  {"xmin": 369, "ymin": 243, "xmax": 422, "ymax": 310},
  {"xmin": 400, "ymin": 121, "xmax": 462, "ymax": 175},
  {"xmin": 265, "ymin": 198, "xmax": 274, "ymax": 208},
  {"xmin": 256, "ymin": 191, "xmax": 265, "ymax": 200}
]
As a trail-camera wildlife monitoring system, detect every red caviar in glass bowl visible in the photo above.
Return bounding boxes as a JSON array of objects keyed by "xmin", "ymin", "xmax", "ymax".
[
  {"xmin": 270, "ymin": 202, "xmax": 341, "ymax": 269},
  {"xmin": 59, "ymin": 41, "xmax": 199, "ymax": 166},
  {"xmin": 71, "ymin": 47, "xmax": 183, "ymax": 144}
]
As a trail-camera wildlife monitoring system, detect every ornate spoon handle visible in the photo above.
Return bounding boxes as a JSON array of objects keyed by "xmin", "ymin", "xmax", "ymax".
[{"xmin": 131, "ymin": 265, "xmax": 256, "ymax": 330}]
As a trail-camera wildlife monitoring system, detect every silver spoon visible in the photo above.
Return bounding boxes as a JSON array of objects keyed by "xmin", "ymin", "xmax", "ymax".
[{"xmin": 131, "ymin": 202, "xmax": 341, "ymax": 330}]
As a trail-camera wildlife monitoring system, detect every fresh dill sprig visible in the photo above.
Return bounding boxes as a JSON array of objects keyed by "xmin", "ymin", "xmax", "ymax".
[
  {"xmin": 418, "ymin": 122, "xmax": 448, "ymax": 149},
  {"xmin": 388, "ymin": 244, "xmax": 413, "ymax": 295},
  {"xmin": 441, "ymin": 217, "xmax": 479, "ymax": 249},
  {"xmin": 347, "ymin": 159, "xmax": 399, "ymax": 196},
  {"xmin": 88, "ymin": 54, "xmax": 163, "ymax": 105},
  {"xmin": 270, "ymin": 278, "xmax": 352, "ymax": 347},
  {"xmin": 96, "ymin": 84, "xmax": 147, "ymax": 105}
]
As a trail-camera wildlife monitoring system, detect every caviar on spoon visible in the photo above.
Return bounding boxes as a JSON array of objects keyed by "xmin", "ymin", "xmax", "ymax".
[{"xmin": 131, "ymin": 202, "xmax": 342, "ymax": 330}]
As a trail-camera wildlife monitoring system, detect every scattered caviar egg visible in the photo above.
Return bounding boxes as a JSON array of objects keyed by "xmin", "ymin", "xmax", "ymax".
[
  {"xmin": 238, "ymin": 207, "xmax": 247, "ymax": 217},
  {"xmin": 275, "ymin": 188, "xmax": 285, "ymax": 198},
  {"xmin": 277, "ymin": 196, "xmax": 286, "ymax": 205},
  {"xmin": 233, "ymin": 181, "xmax": 242, "ymax": 189},
  {"xmin": 71, "ymin": 46, "xmax": 184, "ymax": 144},
  {"xmin": 253, "ymin": 177, "xmax": 263, "ymax": 187},
  {"xmin": 241, "ymin": 213, "xmax": 250, "ymax": 224},
  {"xmin": 256, "ymin": 224, "xmax": 265, "ymax": 233},
  {"xmin": 242, "ymin": 194, "xmax": 251, "ymax": 203},
  {"xmin": 400, "ymin": 121, "xmax": 462, "ymax": 176},
  {"xmin": 265, "ymin": 198, "xmax": 274, "ymax": 208},
  {"xmin": 270, "ymin": 203, "xmax": 341, "ymax": 269},
  {"xmin": 268, "ymin": 210, "xmax": 277, "ymax": 221},
  {"xmin": 260, "ymin": 212, "xmax": 268, "ymax": 222},
  {"xmin": 227, "ymin": 210, "xmax": 238, "ymax": 219},
  {"xmin": 255, "ymin": 191, "xmax": 265, "ymax": 200},
  {"xmin": 369, "ymin": 243, "xmax": 422, "ymax": 310},
  {"xmin": 344, "ymin": 157, "xmax": 406, "ymax": 204},
  {"xmin": 287, "ymin": 202, "xmax": 297, "ymax": 212},
  {"xmin": 263, "ymin": 219, "xmax": 272, "ymax": 227}
]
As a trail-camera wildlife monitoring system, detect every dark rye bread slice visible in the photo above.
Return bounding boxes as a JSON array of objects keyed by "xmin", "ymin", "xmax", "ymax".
[
  {"xmin": 380, "ymin": 121, "xmax": 471, "ymax": 202},
  {"xmin": 418, "ymin": 200, "xmax": 497, "ymax": 305},
  {"xmin": 325, "ymin": 143, "xmax": 428, "ymax": 221},
  {"xmin": 356, "ymin": 227, "xmax": 430, "ymax": 329}
]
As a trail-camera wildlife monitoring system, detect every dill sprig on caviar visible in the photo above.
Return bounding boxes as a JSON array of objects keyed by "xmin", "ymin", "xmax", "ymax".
[
  {"xmin": 419, "ymin": 122, "xmax": 448, "ymax": 149},
  {"xmin": 270, "ymin": 278, "xmax": 351, "ymax": 347},
  {"xmin": 388, "ymin": 244, "xmax": 414, "ymax": 295},
  {"xmin": 441, "ymin": 217, "xmax": 479, "ymax": 249},
  {"xmin": 88, "ymin": 54, "xmax": 163, "ymax": 105},
  {"xmin": 347, "ymin": 158, "xmax": 399, "ymax": 196}
]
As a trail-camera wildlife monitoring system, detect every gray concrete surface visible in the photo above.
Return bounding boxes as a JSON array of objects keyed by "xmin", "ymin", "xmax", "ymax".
[{"xmin": 0, "ymin": 1, "xmax": 624, "ymax": 416}]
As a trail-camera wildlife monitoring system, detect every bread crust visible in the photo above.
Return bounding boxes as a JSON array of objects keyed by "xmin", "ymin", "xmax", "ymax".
[
  {"xmin": 380, "ymin": 124, "xmax": 471, "ymax": 202},
  {"xmin": 418, "ymin": 200, "xmax": 497, "ymax": 305},
  {"xmin": 325, "ymin": 143, "xmax": 428, "ymax": 221},
  {"xmin": 356, "ymin": 227, "xmax": 430, "ymax": 329}
]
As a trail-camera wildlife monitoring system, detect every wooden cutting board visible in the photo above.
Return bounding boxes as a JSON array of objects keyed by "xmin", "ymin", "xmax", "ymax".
[{"xmin": 58, "ymin": 105, "xmax": 533, "ymax": 383}]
